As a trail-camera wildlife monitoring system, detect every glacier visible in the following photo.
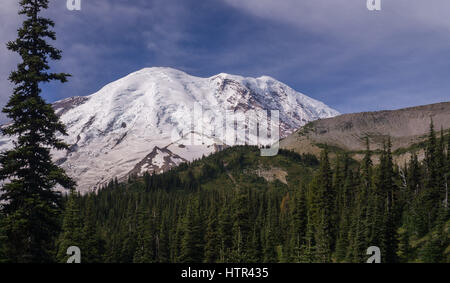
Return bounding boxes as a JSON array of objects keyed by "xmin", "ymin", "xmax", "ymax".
[{"xmin": 0, "ymin": 67, "xmax": 339, "ymax": 192}]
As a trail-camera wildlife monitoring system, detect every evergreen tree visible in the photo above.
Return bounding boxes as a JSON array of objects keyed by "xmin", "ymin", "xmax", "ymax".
[
  {"xmin": 369, "ymin": 139, "xmax": 398, "ymax": 262},
  {"xmin": 231, "ymin": 187, "xmax": 251, "ymax": 262},
  {"xmin": 249, "ymin": 223, "xmax": 263, "ymax": 263},
  {"xmin": 23, "ymin": 139, "xmax": 447, "ymax": 263},
  {"xmin": 335, "ymin": 170, "xmax": 354, "ymax": 262},
  {"xmin": 157, "ymin": 211, "xmax": 170, "ymax": 263},
  {"xmin": 313, "ymin": 148, "xmax": 334, "ymax": 262},
  {"xmin": 218, "ymin": 204, "xmax": 233, "ymax": 262},
  {"xmin": 0, "ymin": 0, "xmax": 74, "ymax": 262},
  {"xmin": 381, "ymin": 139, "xmax": 399, "ymax": 263},
  {"xmin": 422, "ymin": 121, "xmax": 441, "ymax": 231},
  {"xmin": 301, "ymin": 201, "xmax": 316, "ymax": 263},
  {"xmin": 56, "ymin": 190, "xmax": 83, "ymax": 263},
  {"xmin": 204, "ymin": 207, "xmax": 220, "ymax": 263},
  {"xmin": 263, "ymin": 197, "xmax": 279, "ymax": 263},
  {"xmin": 119, "ymin": 199, "xmax": 137, "ymax": 263},
  {"xmin": 263, "ymin": 223, "xmax": 278, "ymax": 263},
  {"xmin": 408, "ymin": 153, "xmax": 428, "ymax": 237},
  {"xmin": 179, "ymin": 196, "xmax": 204, "ymax": 263},
  {"xmin": 290, "ymin": 186, "xmax": 307, "ymax": 262},
  {"xmin": 408, "ymin": 154, "xmax": 422, "ymax": 197},
  {"xmin": 361, "ymin": 137, "xmax": 374, "ymax": 193},
  {"xmin": 349, "ymin": 139, "xmax": 372, "ymax": 262},
  {"xmin": 418, "ymin": 233, "xmax": 443, "ymax": 263},
  {"xmin": 82, "ymin": 195, "xmax": 104, "ymax": 263},
  {"xmin": 396, "ymin": 226, "xmax": 410, "ymax": 263},
  {"xmin": 0, "ymin": 212, "xmax": 7, "ymax": 263},
  {"xmin": 171, "ymin": 212, "xmax": 184, "ymax": 263},
  {"xmin": 133, "ymin": 206, "xmax": 154, "ymax": 263}
]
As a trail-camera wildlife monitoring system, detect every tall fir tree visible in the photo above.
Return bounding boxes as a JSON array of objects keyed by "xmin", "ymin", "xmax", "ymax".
[
  {"xmin": 56, "ymin": 190, "xmax": 83, "ymax": 263},
  {"xmin": 249, "ymin": 220, "xmax": 263, "ymax": 263},
  {"xmin": 422, "ymin": 121, "xmax": 441, "ymax": 233},
  {"xmin": 350, "ymin": 139, "xmax": 372, "ymax": 262},
  {"xmin": 381, "ymin": 138, "xmax": 399, "ymax": 263},
  {"xmin": 0, "ymin": 0, "xmax": 75, "ymax": 262},
  {"xmin": 133, "ymin": 204, "xmax": 154, "ymax": 263},
  {"xmin": 263, "ymin": 198, "xmax": 279, "ymax": 263},
  {"xmin": 437, "ymin": 128, "xmax": 447, "ymax": 213},
  {"xmin": 218, "ymin": 204, "xmax": 233, "ymax": 262},
  {"xmin": 204, "ymin": 206, "xmax": 220, "ymax": 263},
  {"xmin": 82, "ymin": 195, "xmax": 104, "ymax": 263},
  {"xmin": 231, "ymin": 187, "xmax": 252, "ymax": 262},
  {"xmin": 408, "ymin": 153, "xmax": 428, "ymax": 237},
  {"xmin": 179, "ymin": 196, "xmax": 204, "ymax": 263},
  {"xmin": 263, "ymin": 222, "xmax": 278, "ymax": 263},
  {"xmin": 290, "ymin": 186, "xmax": 307, "ymax": 262},
  {"xmin": 335, "ymin": 169, "xmax": 354, "ymax": 262},
  {"xmin": 157, "ymin": 210, "xmax": 170, "ymax": 263},
  {"xmin": 119, "ymin": 199, "xmax": 137, "ymax": 263},
  {"xmin": 315, "ymin": 148, "xmax": 334, "ymax": 262}
]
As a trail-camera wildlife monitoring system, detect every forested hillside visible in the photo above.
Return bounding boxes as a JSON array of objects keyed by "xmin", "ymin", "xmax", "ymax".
[{"xmin": 51, "ymin": 123, "xmax": 450, "ymax": 263}]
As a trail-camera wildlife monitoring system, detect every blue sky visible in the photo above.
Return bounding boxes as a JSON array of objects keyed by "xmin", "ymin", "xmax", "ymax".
[{"xmin": 1, "ymin": 0, "xmax": 450, "ymax": 122}]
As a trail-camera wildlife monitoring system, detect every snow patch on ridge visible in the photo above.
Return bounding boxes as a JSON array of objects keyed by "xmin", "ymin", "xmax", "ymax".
[{"xmin": 0, "ymin": 67, "xmax": 339, "ymax": 192}]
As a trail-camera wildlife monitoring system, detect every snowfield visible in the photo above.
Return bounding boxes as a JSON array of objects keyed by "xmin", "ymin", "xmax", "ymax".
[{"xmin": 0, "ymin": 67, "xmax": 339, "ymax": 192}]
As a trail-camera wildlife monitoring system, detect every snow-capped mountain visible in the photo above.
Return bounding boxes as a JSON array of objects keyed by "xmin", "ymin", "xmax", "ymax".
[{"xmin": 0, "ymin": 67, "xmax": 339, "ymax": 192}]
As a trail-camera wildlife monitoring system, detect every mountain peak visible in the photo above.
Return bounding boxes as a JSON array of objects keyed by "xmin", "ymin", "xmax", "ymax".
[
  {"xmin": 134, "ymin": 66, "xmax": 191, "ymax": 76},
  {"xmin": 1, "ymin": 67, "xmax": 339, "ymax": 192}
]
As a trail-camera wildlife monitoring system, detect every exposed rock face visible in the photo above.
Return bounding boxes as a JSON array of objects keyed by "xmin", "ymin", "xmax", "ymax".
[
  {"xmin": 126, "ymin": 146, "xmax": 187, "ymax": 179},
  {"xmin": 281, "ymin": 102, "xmax": 450, "ymax": 162}
]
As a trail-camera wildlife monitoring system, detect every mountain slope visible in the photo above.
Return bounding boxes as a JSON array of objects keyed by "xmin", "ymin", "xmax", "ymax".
[
  {"xmin": 281, "ymin": 102, "xmax": 450, "ymax": 162},
  {"xmin": 0, "ymin": 67, "xmax": 339, "ymax": 192}
]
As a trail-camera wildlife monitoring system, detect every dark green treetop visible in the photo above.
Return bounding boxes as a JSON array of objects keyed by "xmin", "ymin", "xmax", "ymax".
[{"xmin": 0, "ymin": 0, "xmax": 75, "ymax": 262}]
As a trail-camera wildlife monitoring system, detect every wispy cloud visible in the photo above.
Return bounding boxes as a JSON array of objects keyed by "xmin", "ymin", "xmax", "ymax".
[
  {"xmin": 221, "ymin": 0, "xmax": 450, "ymax": 111},
  {"xmin": 0, "ymin": 0, "xmax": 449, "ymax": 124}
]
